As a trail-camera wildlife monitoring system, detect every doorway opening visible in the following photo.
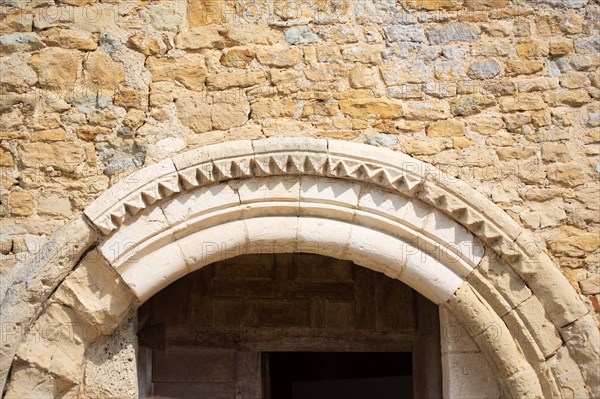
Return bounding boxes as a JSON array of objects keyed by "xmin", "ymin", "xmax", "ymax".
[
  {"xmin": 137, "ymin": 253, "xmax": 440, "ymax": 398},
  {"xmin": 265, "ymin": 352, "xmax": 413, "ymax": 399}
]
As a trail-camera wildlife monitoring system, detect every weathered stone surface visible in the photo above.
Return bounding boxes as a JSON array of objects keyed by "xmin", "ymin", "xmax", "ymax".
[
  {"xmin": 15, "ymin": 303, "xmax": 88, "ymax": 384},
  {"xmin": 252, "ymin": 98, "xmax": 296, "ymax": 119},
  {"xmin": 148, "ymin": 4, "xmax": 182, "ymax": 31},
  {"xmin": 560, "ymin": 314, "xmax": 600, "ymax": 398},
  {"xmin": 384, "ymin": 24, "xmax": 425, "ymax": 43},
  {"xmin": 450, "ymin": 94, "xmax": 496, "ymax": 116},
  {"xmin": 468, "ymin": 60, "xmax": 501, "ymax": 79},
  {"xmin": 127, "ymin": 33, "xmax": 168, "ymax": 56},
  {"xmin": 339, "ymin": 98, "xmax": 403, "ymax": 119},
  {"xmin": 176, "ymin": 93, "xmax": 212, "ymax": 133},
  {"xmin": 54, "ymin": 250, "xmax": 137, "ymax": 335},
  {"xmin": 426, "ymin": 120, "xmax": 465, "ymax": 137},
  {"xmin": 40, "ymin": 28, "xmax": 97, "ymax": 50},
  {"xmin": 96, "ymin": 139, "xmax": 147, "ymax": 176},
  {"xmin": 83, "ymin": 316, "xmax": 139, "ymax": 399},
  {"xmin": 505, "ymin": 60, "xmax": 544, "ymax": 76},
  {"xmin": 404, "ymin": 138, "xmax": 446, "ymax": 155},
  {"xmin": 546, "ymin": 163, "xmax": 586, "ymax": 187},
  {"xmin": 211, "ymin": 96, "xmax": 250, "ymax": 131},
  {"xmin": 548, "ymin": 226, "xmax": 600, "ymax": 256},
  {"xmin": 0, "ymin": 33, "xmax": 43, "ymax": 53},
  {"xmin": 541, "ymin": 142, "xmax": 571, "ymax": 162},
  {"xmin": 349, "ymin": 65, "xmax": 376, "ymax": 88},
  {"xmin": 427, "ymin": 23, "xmax": 479, "ymax": 45},
  {"xmin": 84, "ymin": 51, "xmax": 125, "ymax": 91},
  {"xmin": 257, "ymin": 46, "xmax": 303, "ymax": 67},
  {"xmin": 9, "ymin": 191, "xmax": 34, "ymax": 217},
  {"xmin": 19, "ymin": 142, "xmax": 85, "ymax": 173},
  {"xmin": 404, "ymin": 100, "xmax": 450, "ymax": 120},
  {"xmin": 380, "ymin": 61, "xmax": 429, "ymax": 86},
  {"xmin": 516, "ymin": 39, "xmax": 549, "ymax": 59},
  {"xmin": 284, "ymin": 26, "xmax": 319, "ymax": 45},
  {"xmin": 220, "ymin": 48, "xmax": 255, "ymax": 68},
  {"xmin": 499, "ymin": 93, "xmax": 545, "ymax": 112},
  {"xmin": 579, "ymin": 274, "xmax": 599, "ymax": 295},
  {"xmin": 206, "ymin": 71, "xmax": 267, "ymax": 90},
  {"xmin": 520, "ymin": 207, "xmax": 567, "ymax": 229},
  {"xmin": 146, "ymin": 55, "xmax": 207, "ymax": 91},
  {"xmin": 29, "ymin": 48, "xmax": 80, "ymax": 90}
]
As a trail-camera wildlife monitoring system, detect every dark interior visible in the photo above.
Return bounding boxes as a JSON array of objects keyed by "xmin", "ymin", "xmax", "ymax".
[{"xmin": 267, "ymin": 352, "xmax": 413, "ymax": 399}]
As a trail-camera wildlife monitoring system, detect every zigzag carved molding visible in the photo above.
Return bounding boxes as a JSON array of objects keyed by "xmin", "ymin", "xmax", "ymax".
[{"xmin": 84, "ymin": 138, "xmax": 521, "ymax": 265}]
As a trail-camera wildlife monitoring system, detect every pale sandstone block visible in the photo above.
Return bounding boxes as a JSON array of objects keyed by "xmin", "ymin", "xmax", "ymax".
[
  {"xmin": 176, "ymin": 221, "xmax": 248, "ymax": 272},
  {"xmin": 161, "ymin": 184, "xmax": 240, "ymax": 225},
  {"xmin": 98, "ymin": 206, "xmax": 170, "ymax": 266},
  {"xmin": 53, "ymin": 249, "xmax": 137, "ymax": 335},
  {"xmin": 238, "ymin": 177, "xmax": 301, "ymax": 207},
  {"xmin": 296, "ymin": 217, "xmax": 352, "ymax": 259},
  {"xmin": 300, "ymin": 176, "xmax": 360, "ymax": 208},
  {"xmin": 560, "ymin": 314, "xmax": 600, "ymax": 398},
  {"xmin": 442, "ymin": 352, "xmax": 500, "ymax": 399},
  {"xmin": 119, "ymin": 240, "xmax": 189, "ymax": 302}
]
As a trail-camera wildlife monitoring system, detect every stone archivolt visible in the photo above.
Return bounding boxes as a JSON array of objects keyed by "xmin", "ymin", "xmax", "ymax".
[{"xmin": 2, "ymin": 138, "xmax": 598, "ymax": 399}]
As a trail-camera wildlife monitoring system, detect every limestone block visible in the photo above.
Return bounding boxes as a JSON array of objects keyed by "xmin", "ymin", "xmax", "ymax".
[
  {"xmin": 98, "ymin": 206, "xmax": 169, "ymax": 266},
  {"xmin": 403, "ymin": 100, "xmax": 450, "ymax": 120},
  {"xmin": 296, "ymin": 217, "xmax": 352, "ymax": 259},
  {"xmin": 175, "ymin": 28, "xmax": 230, "ymax": 50},
  {"xmin": 468, "ymin": 251, "xmax": 531, "ymax": 316},
  {"xmin": 468, "ymin": 60, "xmax": 502, "ymax": 80},
  {"xmin": 244, "ymin": 216, "xmax": 298, "ymax": 253},
  {"xmin": 175, "ymin": 93, "xmax": 213, "ymax": 134},
  {"xmin": 40, "ymin": 28, "xmax": 97, "ymax": 50},
  {"xmin": 162, "ymin": 183, "xmax": 240, "ymax": 225},
  {"xmin": 442, "ymin": 353, "xmax": 500, "ymax": 399},
  {"xmin": 83, "ymin": 316, "xmax": 138, "ymax": 399},
  {"xmin": 53, "ymin": 250, "xmax": 137, "ymax": 335},
  {"xmin": 29, "ymin": 48, "xmax": 80, "ymax": 90},
  {"xmin": 206, "ymin": 71, "xmax": 267, "ymax": 90},
  {"xmin": 119, "ymin": 240, "xmax": 188, "ymax": 302},
  {"xmin": 19, "ymin": 142, "xmax": 86, "ymax": 173},
  {"xmin": 84, "ymin": 158, "xmax": 179, "ymax": 234},
  {"xmin": 211, "ymin": 98, "xmax": 250, "ymax": 131},
  {"xmin": 146, "ymin": 55, "xmax": 207, "ymax": 91},
  {"xmin": 513, "ymin": 296, "xmax": 563, "ymax": 358},
  {"xmin": 427, "ymin": 22, "xmax": 480, "ymax": 45},
  {"xmin": 439, "ymin": 308, "xmax": 480, "ymax": 354},
  {"xmin": 339, "ymin": 98, "xmax": 403, "ymax": 119},
  {"xmin": 4, "ymin": 364, "xmax": 67, "ymax": 399},
  {"xmin": 256, "ymin": 46, "xmax": 303, "ymax": 67},
  {"xmin": 237, "ymin": 177, "xmax": 301, "ymax": 210},
  {"xmin": 512, "ymin": 231, "xmax": 589, "ymax": 327},
  {"xmin": 421, "ymin": 208, "xmax": 485, "ymax": 267},
  {"xmin": 426, "ymin": 120, "xmax": 466, "ymax": 137},
  {"xmin": 83, "ymin": 51, "xmax": 125, "ymax": 91},
  {"xmin": 450, "ymin": 94, "xmax": 496, "ymax": 116},
  {"xmin": 220, "ymin": 48, "xmax": 256, "ymax": 68},
  {"xmin": 0, "ymin": 33, "xmax": 43, "ymax": 53},
  {"xmin": 172, "ymin": 140, "xmax": 253, "ymax": 171},
  {"xmin": 176, "ymin": 220, "xmax": 248, "ymax": 272},
  {"xmin": 560, "ymin": 314, "xmax": 600, "ymax": 398},
  {"xmin": 15, "ymin": 304, "xmax": 89, "ymax": 384},
  {"xmin": 301, "ymin": 176, "xmax": 359, "ymax": 209},
  {"xmin": 546, "ymin": 346, "xmax": 589, "ymax": 399}
]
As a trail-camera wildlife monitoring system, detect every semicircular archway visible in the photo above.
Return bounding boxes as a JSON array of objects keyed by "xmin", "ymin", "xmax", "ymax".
[{"xmin": 2, "ymin": 138, "xmax": 598, "ymax": 399}]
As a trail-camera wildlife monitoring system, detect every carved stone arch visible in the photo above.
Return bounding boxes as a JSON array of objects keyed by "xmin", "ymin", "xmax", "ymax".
[{"xmin": 1, "ymin": 138, "xmax": 598, "ymax": 398}]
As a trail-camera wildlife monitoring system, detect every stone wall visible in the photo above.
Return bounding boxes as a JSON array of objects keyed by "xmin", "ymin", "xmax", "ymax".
[{"xmin": 0, "ymin": 0, "xmax": 598, "ymax": 338}]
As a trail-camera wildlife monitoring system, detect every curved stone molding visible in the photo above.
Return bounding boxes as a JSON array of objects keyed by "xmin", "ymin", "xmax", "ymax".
[
  {"xmin": 97, "ymin": 176, "xmax": 484, "ymax": 303},
  {"xmin": 3, "ymin": 138, "xmax": 597, "ymax": 399}
]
